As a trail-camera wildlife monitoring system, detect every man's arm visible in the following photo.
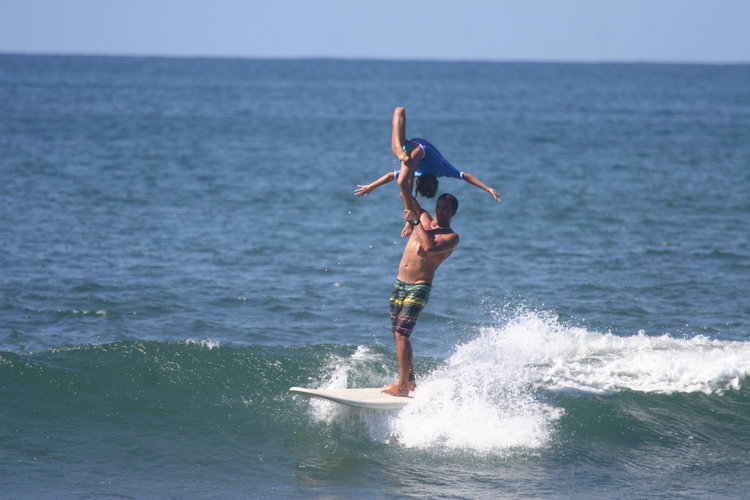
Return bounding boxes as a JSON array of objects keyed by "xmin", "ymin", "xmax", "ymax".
[
  {"xmin": 413, "ymin": 221, "xmax": 459, "ymax": 253},
  {"xmin": 404, "ymin": 203, "xmax": 459, "ymax": 254},
  {"xmin": 400, "ymin": 196, "xmax": 424, "ymax": 237},
  {"xmin": 404, "ymin": 197, "xmax": 428, "ymax": 223},
  {"xmin": 354, "ymin": 171, "xmax": 395, "ymax": 197},
  {"xmin": 462, "ymin": 172, "xmax": 502, "ymax": 203}
]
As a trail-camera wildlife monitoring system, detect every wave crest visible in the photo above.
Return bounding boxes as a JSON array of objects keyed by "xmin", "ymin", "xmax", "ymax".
[{"xmin": 307, "ymin": 308, "xmax": 749, "ymax": 453}]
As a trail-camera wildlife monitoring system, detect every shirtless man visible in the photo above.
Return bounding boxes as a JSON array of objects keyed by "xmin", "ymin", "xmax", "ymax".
[{"xmin": 382, "ymin": 193, "xmax": 460, "ymax": 397}]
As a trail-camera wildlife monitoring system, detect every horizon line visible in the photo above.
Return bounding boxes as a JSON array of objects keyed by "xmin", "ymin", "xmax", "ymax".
[{"xmin": 2, "ymin": 50, "xmax": 748, "ymax": 67}]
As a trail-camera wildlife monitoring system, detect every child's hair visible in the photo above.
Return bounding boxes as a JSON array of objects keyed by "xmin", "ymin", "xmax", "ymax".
[{"xmin": 416, "ymin": 174, "xmax": 438, "ymax": 198}]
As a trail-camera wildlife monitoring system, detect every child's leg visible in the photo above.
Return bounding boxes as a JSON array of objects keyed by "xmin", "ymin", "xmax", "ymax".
[
  {"xmin": 391, "ymin": 107, "xmax": 425, "ymax": 214},
  {"xmin": 396, "ymin": 146, "xmax": 425, "ymax": 214},
  {"xmin": 391, "ymin": 107, "xmax": 409, "ymax": 162},
  {"xmin": 391, "ymin": 107, "xmax": 415, "ymax": 211},
  {"xmin": 397, "ymin": 161, "xmax": 416, "ymax": 212}
]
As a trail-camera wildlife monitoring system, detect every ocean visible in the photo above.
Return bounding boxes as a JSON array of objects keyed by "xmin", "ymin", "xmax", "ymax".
[{"xmin": 1, "ymin": 54, "xmax": 749, "ymax": 499}]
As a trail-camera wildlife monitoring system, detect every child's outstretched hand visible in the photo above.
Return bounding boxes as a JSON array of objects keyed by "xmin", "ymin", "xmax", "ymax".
[{"xmin": 354, "ymin": 185, "xmax": 373, "ymax": 197}]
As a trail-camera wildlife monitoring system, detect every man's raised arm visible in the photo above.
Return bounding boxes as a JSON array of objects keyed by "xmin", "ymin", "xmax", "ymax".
[{"xmin": 404, "ymin": 203, "xmax": 458, "ymax": 254}]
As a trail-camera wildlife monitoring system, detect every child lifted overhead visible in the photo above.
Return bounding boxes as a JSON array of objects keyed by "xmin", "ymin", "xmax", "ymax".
[{"xmin": 355, "ymin": 107, "xmax": 501, "ymax": 236}]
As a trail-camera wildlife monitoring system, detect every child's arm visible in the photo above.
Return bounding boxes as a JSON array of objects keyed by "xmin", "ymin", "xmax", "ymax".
[
  {"xmin": 462, "ymin": 172, "xmax": 502, "ymax": 203},
  {"xmin": 355, "ymin": 171, "xmax": 395, "ymax": 197}
]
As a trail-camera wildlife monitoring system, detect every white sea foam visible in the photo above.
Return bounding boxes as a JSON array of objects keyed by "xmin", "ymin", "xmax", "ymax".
[
  {"xmin": 311, "ymin": 333, "xmax": 559, "ymax": 453},
  {"xmin": 183, "ymin": 339, "xmax": 221, "ymax": 349},
  {"xmin": 309, "ymin": 345, "xmax": 390, "ymax": 422},
  {"xmin": 489, "ymin": 309, "xmax": 750, "ymax": 395},
  {"xmin": 310, "ymin": 309, "xmax": 750, "ymax": 452},
  {"xmin": 386, "ymin": 331, "xmax": 562, "ymax": 452}
]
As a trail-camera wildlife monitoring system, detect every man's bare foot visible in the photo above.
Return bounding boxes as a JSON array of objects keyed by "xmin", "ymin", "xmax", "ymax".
[{"xmin": 382, "ymin": 383, "xmax": 411, "ymax": 397}]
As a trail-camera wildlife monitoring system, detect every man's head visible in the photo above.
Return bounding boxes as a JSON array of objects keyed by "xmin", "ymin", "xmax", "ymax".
[
  {"xmin": 416, "ymin": 174, "xmax": 438, "ymax": 198},
  {"xmin": 435, "ymin": 193, "xmax": 458, "ymax": 226}
]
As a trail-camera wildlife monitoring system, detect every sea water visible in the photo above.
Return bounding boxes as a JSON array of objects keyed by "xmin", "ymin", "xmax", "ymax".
[{"xmin": 1, "ymin": 55, "xmax": 749, "ymax": 498}]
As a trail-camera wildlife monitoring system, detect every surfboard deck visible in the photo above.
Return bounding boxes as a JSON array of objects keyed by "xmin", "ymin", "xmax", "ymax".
[{"xmin": 289, "ymin": 386, "xmax": 411, "ymax": 410}]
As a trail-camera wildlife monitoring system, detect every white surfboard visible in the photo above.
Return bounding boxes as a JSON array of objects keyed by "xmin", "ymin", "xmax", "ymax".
[{"xmin": 289, "ymin": 386, "xmax": 411, "ymax": 410}]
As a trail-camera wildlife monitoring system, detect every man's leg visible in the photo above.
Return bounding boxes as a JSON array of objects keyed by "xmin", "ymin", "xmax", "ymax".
[
  {"xmin": 383, "ymin": 331, "xmax": 413, "ymax": 397},
  {"xmin": 385, "ymin": 281, "xmax": 427, "ymax": 396}
]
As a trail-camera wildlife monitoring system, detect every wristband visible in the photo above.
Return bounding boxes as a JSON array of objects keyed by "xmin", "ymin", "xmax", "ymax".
[{"xmin": 409, "ymin": 218, "xmax": 420, "ymax": 226}]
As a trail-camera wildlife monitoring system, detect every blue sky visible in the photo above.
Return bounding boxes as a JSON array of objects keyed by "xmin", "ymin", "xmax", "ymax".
[{"xmin": 1, "ymin": 0, "xmax": 748, "ymax": 63}]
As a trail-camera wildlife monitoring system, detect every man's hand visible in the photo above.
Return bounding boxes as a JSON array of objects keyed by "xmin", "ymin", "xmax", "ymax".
[
  {"xmin": 400, "ymin": 210, "xmax": 419, "ymax": 237},
  {"xmin": 488, "ymin": 188, "xmax": 502, "ymax": 203},
  {"xmin": 403, "ymin": 209, "xmax": 419, "ymax": 222}
]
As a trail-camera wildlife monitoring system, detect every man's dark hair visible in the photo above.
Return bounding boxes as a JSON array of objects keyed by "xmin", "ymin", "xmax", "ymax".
[
  {"xmin": 438, "ymin": 193, "xmax": 458, "ymax": 215},
  {"xmin": 416, "ymin": 174, "xmax": 438, "ymax": 198}
]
